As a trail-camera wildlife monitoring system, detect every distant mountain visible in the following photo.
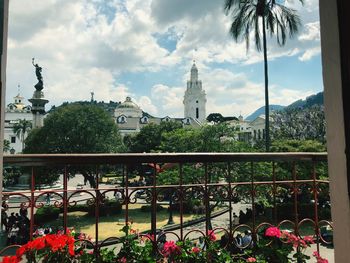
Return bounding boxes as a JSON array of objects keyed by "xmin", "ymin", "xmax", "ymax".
[
  {"xmin": 245, "ymin": 105, "xmax": 285, "ymax": 121},
  {"xmin": 245, "ymin": 91, "xmax": 324, "ymax": 121},
  {"xmin": 286, "ymin": 91, "xmax": 323, "ymax": 110}
]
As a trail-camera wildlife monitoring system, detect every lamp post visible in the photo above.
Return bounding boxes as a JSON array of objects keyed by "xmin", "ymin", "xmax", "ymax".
[{"xmin": 167, "ymin": 192, "xmax": 175, "ymax": 225}]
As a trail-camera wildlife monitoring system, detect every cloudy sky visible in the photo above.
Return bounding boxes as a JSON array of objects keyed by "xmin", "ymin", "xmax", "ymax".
[{"xmin": 6, "ymin": 0, "xmax": 322, "ymax": 118}]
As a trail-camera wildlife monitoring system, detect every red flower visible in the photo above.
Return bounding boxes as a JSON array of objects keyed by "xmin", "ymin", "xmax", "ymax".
[
  {"xmin": 265, "ymin": 227, "xmax": 281, "ymax": 238},
  {"xmin": 162, "ymin": 241, "xmax": 181, "ymax": 257},
  {"xmin": 246, "ymin": 257, "xmax": 257, "ymax": 262},
  {"xmin": 208, "ymin": 230, "xmax": 216, "ymax": 241},
  {"xmin": 118, "ymin": 257, "xmax": 127, "ymax": 263},
  {"xmin": 16, "ymin": 246, "xmax": 26, "ymax": 258},
  {"xmin": 1, "ymin": 256, "xmax": 20, "ymax": 263},
  {"xmin": 191, "ymin": 247, "xmax": 201, "ymax": 254}
]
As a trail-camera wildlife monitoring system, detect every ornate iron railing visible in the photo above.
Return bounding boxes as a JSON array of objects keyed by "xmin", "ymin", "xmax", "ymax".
[{"xmin": 0, "ymin": 153, "xmax": 331, "ymax": 260}]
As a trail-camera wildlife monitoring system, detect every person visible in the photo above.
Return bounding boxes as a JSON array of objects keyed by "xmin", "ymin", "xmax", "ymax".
[
  {"xmin": 1, "ymin": 208, "xmax": 8, "ymax": 231},
  {"xmin": 8, "ymin": 212, "xmax": 16, "ymax": 228},
  {"xmin": 198, "ymin": 236, "xmax": 205, "ymax": 250},
  {"xmin": 114, "ymin": 190, "xmax": 122, "ymax": 202},
  {"xmin": 45, "ymin": 193, "xmax": 51, "ymax": 205},
  {"xmin": 8, "ymin": 223, "xmax": 19, "ymax": 245},
  {"xmin": 232, "ymin": 233, "xmax": 243, "ymax": 254},
  {"xmin": 19, "ymin": 207, "xmax": 28, "ymax": 217},
  {"xmin": 241, "ymin": 230, "xmax": 253, "ymax": 248},
  {"xmin": 220, "ymin": 232, "xmax": 229, "ymax": 248}
]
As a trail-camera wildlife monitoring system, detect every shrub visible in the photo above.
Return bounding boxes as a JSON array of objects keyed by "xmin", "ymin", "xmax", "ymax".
[
  {"xmin": 34, "ymin": 206, "xmax": 60, "ymax": 224},
  {"xmin": 87, "ymin": 199, "xmax": 122, "ymax": 216},
  {"xmin": 140, "ymin": 204, "xmax": 164, "ymax": 212}
]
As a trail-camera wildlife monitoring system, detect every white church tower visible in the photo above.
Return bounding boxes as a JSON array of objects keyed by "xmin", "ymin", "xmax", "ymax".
[{"xmin": 183, "ymin": 61, "xmax": 206, "ymax": 123}]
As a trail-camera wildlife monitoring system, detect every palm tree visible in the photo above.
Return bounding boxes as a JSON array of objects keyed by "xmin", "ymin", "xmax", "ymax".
[
  {"xmin": 13, "ymin": 119, "xmax": 32, "ymax": 151},
  {"xmin": 224, "ymin": 0, "xmax": 303, "ymax": 151},
  {"xmin": 3, "ymin": 139, "xmax": 11, "ymax": 153}
]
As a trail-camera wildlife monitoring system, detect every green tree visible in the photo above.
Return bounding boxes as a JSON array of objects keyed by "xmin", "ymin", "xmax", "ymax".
[
  {"xmin": 24, "ymin": 104, "xmax": 125, "ymax": 187},
  {"xmin": 206, "ymin": 113, "xmax": 224, "ymax": 123},
  {"xmin": 224, "ymin": 0, "xmax": 303, "ymax": 151},
  {"xmin": 3, "ymin": 139, "xmax": 11, "ymax": 153},
  {"xmin": 128, "ymin": 121, "xmax": 183, "ymax": 153},
  {"xmin": 13, "ymin": 119, "xmax": 32, "ymax": 151},
  {"xmin": 271, "ymin": 105, "xmax": 326, "ymax": 143}
]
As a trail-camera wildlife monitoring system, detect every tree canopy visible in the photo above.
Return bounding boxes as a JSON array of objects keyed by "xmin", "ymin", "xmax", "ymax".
[
  {"xmin": 125, "ymin": 121, "xmax": 183, "ymax": 153},
  {"xmin": 24, "ymin": 104, "xmax": 125, "ymax": 187},
  {"xmin": 24, "ymin": 104, "xmax": 124, "ymax": 154}
]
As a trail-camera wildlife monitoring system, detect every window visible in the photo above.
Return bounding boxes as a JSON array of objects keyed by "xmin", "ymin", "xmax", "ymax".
[
  {"xmin": 11, "ymin": 136, "xmax": 16, "ymax": 143},
  {"xmin": 196, "ymin": 108, "xmax": 199, "ymax": 119},
  {"xmin": 118, "ymin": 116, "xmax": 127, "ymax": 123},
  {"xmin": 141, "ymin": 116, "xmax": 149, "ymax": 124}
]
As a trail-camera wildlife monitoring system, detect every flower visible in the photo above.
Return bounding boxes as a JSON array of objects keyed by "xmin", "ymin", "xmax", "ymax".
[
  {"xmin": 118, "ymin": 257, "xmax": 127, "ymax": 263},
  {"xmin": 246, "ymin": 257, "xmax": 257, "ymax": 262},
  {"xmin": 265, "ymin": 227, "xmax": 281, "ymax": 238},
  {"xmin": 303, "ymin": 235, "xmax": 314, "ymax": 244},
  {"xmin": 163, "ymin": 241, "xmax": 181, "ymax": 257},
  {"xmin": 1, "ymin": 256, "xmax": 20, "ymax": 263},
  {"xmin": 191, "ymin": 247, "xmax": 201, "ymax": 254},
  {"xmin": 313, "ymin": 251, "xmax": 329, "ymax": 263},
  {"xmin": 208, "ymin": 230, "xmax": 217, "ymax": 241}
]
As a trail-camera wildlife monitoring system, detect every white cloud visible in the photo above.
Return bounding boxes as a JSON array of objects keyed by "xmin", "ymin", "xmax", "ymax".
[
  {"xmin": 298, "ymin": 46, "xmax": 321, "ymax": 61},
  {"xmin": 136, "ymin": 96, "xmax": 158, "ymax": 116},
  {"xmin": 151, "ymin": 84, "xmax": 185, "ymax": 117},
  {"xmin": 6, "ymin": 0, "xmax": 322, "ymax": 119}
]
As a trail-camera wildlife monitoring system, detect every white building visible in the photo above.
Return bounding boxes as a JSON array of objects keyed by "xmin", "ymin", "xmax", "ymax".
[
  {"xmin": 4, "ymin": 94, "xmax": 32, "ymax": 153},
  {"xmin": 114, "ymin": 97, "xmax": 201, "ymax": 136},
  {"xmin": 183, "ymin": 62, "xmax": 207, "ymax": 123}
]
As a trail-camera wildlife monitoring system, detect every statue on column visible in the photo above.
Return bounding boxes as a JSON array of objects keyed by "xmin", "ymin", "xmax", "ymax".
[{"xmin": 32, "ymin": 58, "xmax": 44, "ymax": 91}]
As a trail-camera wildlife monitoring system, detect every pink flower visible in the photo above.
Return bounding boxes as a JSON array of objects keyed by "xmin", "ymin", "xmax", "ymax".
[
  {"xmin": 313, "ymin": 251, "xmax": 329, "ymax": 263},
  {"xmin": 208, "ymin": 230, "xmax": 216, "ymax": 241},
  {"xmin": 162, "ymin": 241, "xmax": 181, "ymax": 257},
  {"xmin": 191, "ymin": 247, "xmax": 201, "ymax": 254},
  {"xmin": 265, "ymin": 227, "xmax": 281, "ymax": 238},
  {"xmin": 303, "ymin": 235, "xmax": 314, "ymax": 244},
  {"xmin": 118, "ymin": 257, "xmax": 127, "ymax": 263},
  {"xmin": 246, "ymin": 257, "xmax": 257, "ymax": 262}
]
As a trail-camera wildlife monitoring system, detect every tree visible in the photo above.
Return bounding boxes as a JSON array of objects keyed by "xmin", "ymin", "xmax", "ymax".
[
  {"xmin": 24, "ymin": 104, "xmax": 125, "ymax": 187},
  {"xmin": 224, "ymin": 0, "xmax": 303, "ymax": 151},
  {"xmin": 207, "ymin": 113, "xmax": 224, "ymax": 123},
  {"xmin": 3, "ymin": 139, "xmax": 11, "ymax": 153},
  {"xmin": 13, "ymin": 119, "xmax": 32, "ymax": 150},
  {"xmin": 271, "ymin": 105, "xmax": 326, "ymax": 143},
  {"xmin": 128, "ymin": 121, "xmax": 183, "ymax": 153}
]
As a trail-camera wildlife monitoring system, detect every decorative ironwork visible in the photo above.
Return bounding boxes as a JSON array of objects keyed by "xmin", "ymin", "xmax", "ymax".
[{"xmin": 0, "ymin": 153, "xmax": 331, "ymax": 259}]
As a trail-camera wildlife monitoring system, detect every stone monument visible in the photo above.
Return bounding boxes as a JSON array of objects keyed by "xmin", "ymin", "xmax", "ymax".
[{"xmin": 28, "ymin": 58, "xmax": 49, "ymax": 128}]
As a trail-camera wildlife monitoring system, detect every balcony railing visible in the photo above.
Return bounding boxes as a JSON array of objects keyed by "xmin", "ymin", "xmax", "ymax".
[{"xmin": 0, "ymin": 153, "xmax": 331, "ymax": 260}]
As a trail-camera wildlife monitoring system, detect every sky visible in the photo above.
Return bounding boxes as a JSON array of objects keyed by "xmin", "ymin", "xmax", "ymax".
[{"xmin": 6, "ymin": 0, "xmax": 322, "ymax": 118}]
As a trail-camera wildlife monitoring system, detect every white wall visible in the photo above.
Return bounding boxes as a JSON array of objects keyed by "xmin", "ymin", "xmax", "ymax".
[{"xmin": 320, "ymin": 0, "xmax": 350, "ymax": 261}]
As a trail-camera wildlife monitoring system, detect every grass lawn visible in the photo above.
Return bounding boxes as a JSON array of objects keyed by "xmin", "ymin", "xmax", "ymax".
[{"xmin": 50, "ymin": 204, "xmax": 195, "ymax": 240}]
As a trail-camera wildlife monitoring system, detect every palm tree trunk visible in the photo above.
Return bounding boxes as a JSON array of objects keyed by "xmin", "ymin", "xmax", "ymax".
[{"xmin": 262, "ymin": 14, "xmax": 270, "ymax": 152}]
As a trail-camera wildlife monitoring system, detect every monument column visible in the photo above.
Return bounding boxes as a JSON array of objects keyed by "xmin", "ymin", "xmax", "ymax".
[{"xmin": 28, "ymin": 58, "xmax": 48, "ymax": 128}]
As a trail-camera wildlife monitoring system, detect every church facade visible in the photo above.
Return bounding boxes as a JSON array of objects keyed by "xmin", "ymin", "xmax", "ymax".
[
  {"xmin": 4, "ymin": 94, "xmax": 33, "ymax": 153},
  {"xmin": 183, "ymin": 62, "xmax": 207, "ymax": 123}
]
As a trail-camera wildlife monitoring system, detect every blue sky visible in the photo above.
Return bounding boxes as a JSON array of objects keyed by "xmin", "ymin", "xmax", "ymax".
[{"xmin": 6, "ymin": 0, "xmax": 322, "ymax": 118}]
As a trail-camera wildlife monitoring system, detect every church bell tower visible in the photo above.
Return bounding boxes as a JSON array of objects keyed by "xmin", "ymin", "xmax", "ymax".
[{"xmin": 183, "ymin": 61, "xmax": 206, "ymax": 123}]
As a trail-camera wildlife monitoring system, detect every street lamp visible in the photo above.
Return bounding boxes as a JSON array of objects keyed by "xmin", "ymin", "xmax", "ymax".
[{"xmin": 167, "ymin": 192, "xmax": 175, "ymax": 225}]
